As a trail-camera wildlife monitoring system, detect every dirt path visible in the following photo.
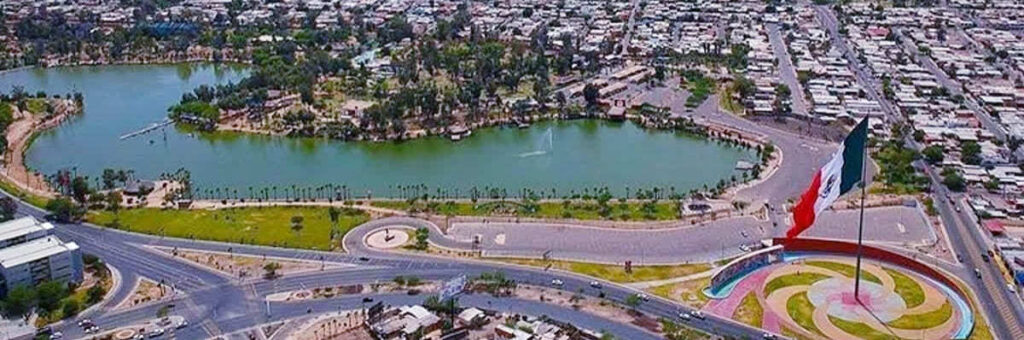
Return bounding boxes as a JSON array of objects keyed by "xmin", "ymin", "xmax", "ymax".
[{"xmin": 1, "ymin": 104, "xmax": 59, "ymax": 198}]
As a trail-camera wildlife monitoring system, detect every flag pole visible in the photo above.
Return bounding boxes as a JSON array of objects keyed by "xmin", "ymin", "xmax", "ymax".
[{"xmin": 854, "ymin": 119, "xmax": 868, "ymax": 302}]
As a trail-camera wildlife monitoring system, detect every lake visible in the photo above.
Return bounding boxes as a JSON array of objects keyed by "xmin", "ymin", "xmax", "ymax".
[{"xmin": 1, "ymin": 64, "xmax": 755, "ymax": 198}]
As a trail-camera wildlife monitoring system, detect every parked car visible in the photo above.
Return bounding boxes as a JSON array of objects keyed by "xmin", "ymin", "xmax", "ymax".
[
  {"xmin": 690, "ymin": 311, "xmax": 706, "ymax": 320},
  {"xmin": 148, "ymin": 328, "xmax": 164, "ymax": 338},
  {"xmin": 551, "ymin": 279, "xmax": 564, "ymax": 286},
  {"xmin": 176, "ymin": 320, "xmax": 188, "ymax": 329},
  {"xmin": 639, "ymin": 293, "xmax": 650, "ymax": 302},
  {"xmin": 589, "ymin": 281, "xmax": 602, "ymax": 289},
  {"xmin": 975, "ymin": 269, "xmax": 982, "ymax": 279},
  {"xmin": 678, "ymin": 312, "xmax": 691, "ymax": 321},
  {"xmin": 981, "ymin": 254, "xmax": 990, "ymax": 262}
]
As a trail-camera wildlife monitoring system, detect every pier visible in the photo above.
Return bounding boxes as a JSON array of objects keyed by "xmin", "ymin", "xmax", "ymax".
[{"xmin": 120, "ymin": 118, "xmax": 173, "ymax": 140}]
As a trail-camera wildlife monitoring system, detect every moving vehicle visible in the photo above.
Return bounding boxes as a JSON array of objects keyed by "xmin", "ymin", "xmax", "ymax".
[
  {"xmin": 975, "ymin": 268, "xmax": 982, "ymax": 278},
  {"xmin": 690, "ymin": 311, "xmax": 706, "ymax": 320},
  {"xmin": 551, "ymin": 279, "xmax": 564, "ymax": 286},
  {"xmin": 589, "ymin": 281, "xmax": 602, "ymax": 289}
]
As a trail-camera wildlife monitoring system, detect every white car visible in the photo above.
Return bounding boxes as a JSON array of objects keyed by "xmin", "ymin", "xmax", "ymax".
[
  {"xmin": 1008, "ymin": 284, "xmax": 1017, "ymax": 293},
  {"xmin": 639, "ymin": 293, "xmax": 650, "ymax": 301},
  {"xmin": 77, "ymin": 319, "xmax": 92, "ymax": 327},
  {"xmin": 148, "ymin": 328, "xmax": 164, "ymax": 338},
  {"xmin": 589, "ymin": 281, "xmax": 602, "ymax": 289},
  {"xmin": 690, "ymin": 311, "xmax": 706, "ymax": 320},
  {"xmin": 551, "ymin": 279, "xmax": 564, "ymax": 286},
  {"xmin": 49, "ymin": 332, "xmax": 63, "ymax": 340},
  {"xmin": 176, "ymin": 320, "xmax": 189, "ymax": 329},
  {"xmin": 678, "ymin": 312, "xmax": 691, "ymax": 321}
]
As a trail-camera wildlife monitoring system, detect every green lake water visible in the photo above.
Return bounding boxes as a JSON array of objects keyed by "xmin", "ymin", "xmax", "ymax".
[{"xmin": 1, "ymin": 64, "xmax": 754, "ymax": 198}]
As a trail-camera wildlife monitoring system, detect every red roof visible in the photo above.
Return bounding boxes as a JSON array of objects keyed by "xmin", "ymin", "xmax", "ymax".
[{"xmin": 983, "ymin": 220, "xmax": 1006, "ymax": 234}]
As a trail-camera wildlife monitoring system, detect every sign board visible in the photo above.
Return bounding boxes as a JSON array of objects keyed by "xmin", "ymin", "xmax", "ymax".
[{"xmin": 440, "ymin": 275, "xmax": 467, "ymax": 301}]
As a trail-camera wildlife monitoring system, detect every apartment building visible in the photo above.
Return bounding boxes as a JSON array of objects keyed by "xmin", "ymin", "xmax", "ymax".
[{"xmin": 0, "ymin": 217, "xmax": 83, "ymax": 297}]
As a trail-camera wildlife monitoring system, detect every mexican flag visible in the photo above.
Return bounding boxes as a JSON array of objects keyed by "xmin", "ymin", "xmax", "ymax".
[{"xmin": 787, "ymin": 118, "xmax": 869, "ymax": 239}]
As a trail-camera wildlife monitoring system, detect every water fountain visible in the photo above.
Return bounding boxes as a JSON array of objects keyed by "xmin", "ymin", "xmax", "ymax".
[{"xmin": 518, "ymin": 127, "xmax": 553, "ymax": 158}]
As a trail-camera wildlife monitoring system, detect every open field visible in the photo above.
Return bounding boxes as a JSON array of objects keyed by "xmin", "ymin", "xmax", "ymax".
[{"xmin": 88, "ymin": 206, "xmax": 369, "ymax": 250}]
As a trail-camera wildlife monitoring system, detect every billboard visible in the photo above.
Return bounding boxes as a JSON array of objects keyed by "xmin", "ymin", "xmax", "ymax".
[{"xmin": 440, "ymin": 275, "xmax": 467, "ymax": 301}]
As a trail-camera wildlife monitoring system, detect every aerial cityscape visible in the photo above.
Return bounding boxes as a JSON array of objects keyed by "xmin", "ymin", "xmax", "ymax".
[{"xmin": 0, "ymin": 0, "xmax": 1023, "ymax": 339}]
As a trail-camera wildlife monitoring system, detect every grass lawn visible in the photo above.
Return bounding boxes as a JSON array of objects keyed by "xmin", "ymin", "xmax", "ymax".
[
  {"xmin": 787, "ymin": 292, "xmax": 825, "ymax": 337},
  {"xmin": 763, "ymin": 272, "xmax": 830, "ymax": 296},
  {"xmin": 804, "ymin": 261, "xmax": 882, "ymax": 284},
  {"xmin": 885, "ymin": 268, "xmax": 925, "ymax": 308},
  {"xmin": 828, "ymin": 316, "xmax": 896, "ymax": 340},
  {"xmin": 370, "ymin": 200, "xmax": 680, "ymax": 221},
  {"xmin": 647, "ymin": 277, "xmax": 711, "ymax": 308},
  {"xmin": 733, "ymin": 292, "xmax": 764, "ymax": 328},
  {"xmin": 781, "ymin": 325, "xmax": 816, "ymax": 340},
  {"xmin": 497, "ymin": 258, "xmax": 710, "ymax": 283},
  {"xmin": 719, "ymin": 86, "xmax": 743, "ymax": 114},
  {"xmin": 887, "ymin": 302, "xmax": 952, "ymax": 330},
  {"xmin": 87, "ymin": 206, "xmax": 369, "ymax": 250},
  {"xmin": 0, "ymin": 177, "xmax": 50, "ymax": 208},
  {"xmin": 24, "ymin": 98, "xmax": 49, "ymax": 115}
]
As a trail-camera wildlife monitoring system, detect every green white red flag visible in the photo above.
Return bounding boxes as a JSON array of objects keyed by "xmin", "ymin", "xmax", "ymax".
[{"xmin": 787, "ymin": 118, "xmax": 869, "ymax": 239}]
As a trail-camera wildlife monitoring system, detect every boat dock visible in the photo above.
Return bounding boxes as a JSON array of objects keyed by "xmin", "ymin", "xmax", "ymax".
[{"xmin": 120, "ymin": 119, "xmax": 173, "ymax": 140}]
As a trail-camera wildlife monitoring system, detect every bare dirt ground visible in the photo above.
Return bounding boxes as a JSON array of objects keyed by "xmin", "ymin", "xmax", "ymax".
[
  {"xmin": 115, "ymin": 277, "xmax": 173, "ymax": 311},
  {"xmin": 155, "ymin": 246, "xmax": 336, "ymax": 279}
]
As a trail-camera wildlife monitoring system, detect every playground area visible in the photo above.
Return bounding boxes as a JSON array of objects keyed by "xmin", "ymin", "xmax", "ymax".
[{"xmin": 702, "ymin": 252, "xmax": 974, "ymax": 340}]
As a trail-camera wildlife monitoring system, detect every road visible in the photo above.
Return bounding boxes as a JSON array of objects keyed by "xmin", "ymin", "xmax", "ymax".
[
  {"xmin": 921, "ymin": 162, "xmax": 1024, "ymax": 339},
  {"xmin": 767, "ymin": 23, "xmax": 811, "ymax": 117},
  {"xmin": 814, "ymin": 5, "xmax": 1024, "ymax": 339},
  {"xmin": 0, "ymin": 192, "xmax": 776, "ymax": 340}
]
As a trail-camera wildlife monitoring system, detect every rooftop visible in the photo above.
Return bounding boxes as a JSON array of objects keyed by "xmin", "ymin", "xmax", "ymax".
[
  {"xmin": 0, "ymin": 217, "xmax": 54, "ymax": 244},
  {"xmin": 0, "ymin": 236, "xmax": 78, "ymax": 269}
]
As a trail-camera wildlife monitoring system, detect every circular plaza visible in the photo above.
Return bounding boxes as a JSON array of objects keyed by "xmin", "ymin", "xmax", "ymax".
[{"xmin": 701, "ymin": 241, "xmax": 975, "ymax": 340}]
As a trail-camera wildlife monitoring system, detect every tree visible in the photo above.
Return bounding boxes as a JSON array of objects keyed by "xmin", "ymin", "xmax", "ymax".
[
  {"xmin": 46, "ymin": 197, "xmax": 84, "ymax": 222},
  {"xmin": 263, "ymin": 262, "xmax": 282, "ymax": 279},
  {"xmin": 943, "ymin": 171, "xmax": 966, "ymax": 192},
  {"xmin": 0, "ymin": 197, "xmax": 16, "ymax": 222},
  {"xmin": 960, "ymin": 141, "xmax": 982, "ymax": 165},
  {"xmin": 290, "ymin": 215, "xmax": 304, "ymax": 233},
  {"xmin": 2, "ymin": 285, "xmax": 36, "ymax": 316},
  {"xmin": 62, "ymin": 298, "xmax": 81, "ymax": 317},
  {"xmin": 624, "ymin": 293, "xmax": 642, "ymax": 310},
  {"xmin": 86, "ymin": 284, "xmax": 106, "ymax": 304},
  {"xmin": 582, "ymin": 83, "xmax": 600, "ymax": 107},
  {"xmin": 414, "ymin": 227, "xmax": 430, "ymax": 250},
  {"xmin": 913, "ymin": 129, "xmax": 926, "ymax": 142},
  {"xmin": 71, "ymin": 176, "xmax": 91, "ymax": 203},
  {"xmin": 106, "ymin": 191, "xmax": 122, "ymax": 212},
  {"xmin": 36, "ymin": 281, "xmax": 68, "ymax": 314},
  {"xmin": 984, "ymin": 176, "xmax": 1000, "ymax": 192},
  {"xmin": 922, "ymin": 145, "xmax": 944, "ymax": 164}
]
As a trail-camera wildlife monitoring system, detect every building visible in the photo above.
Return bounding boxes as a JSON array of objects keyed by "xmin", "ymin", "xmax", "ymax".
[
  {"xmin": 0, "ymin": 217, "xmax": 83, "ymax": 297},
  {"xmin": 368, "ymin": 305, "xmax": 442, "ymax": 339}
]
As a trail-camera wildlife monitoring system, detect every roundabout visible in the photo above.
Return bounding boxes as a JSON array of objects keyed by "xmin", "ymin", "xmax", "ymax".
[
  {"xmin": 365, "ymin": 226, "xmax": 412, "ymax": 249},
  {"xmin": 701, "ymin": 241, "xmax": 975, "ymax": 340}
]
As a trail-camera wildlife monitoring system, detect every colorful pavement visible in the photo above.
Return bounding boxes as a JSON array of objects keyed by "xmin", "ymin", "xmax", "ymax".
[{"xmin": 702, "ymin": 257, "xmax": 972, "ymax": 340}]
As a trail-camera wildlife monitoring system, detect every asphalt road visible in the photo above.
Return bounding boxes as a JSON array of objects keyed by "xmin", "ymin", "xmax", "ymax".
[{"xmin": 0, "ymin": 192, "xmax": 775, "ymax": 340}]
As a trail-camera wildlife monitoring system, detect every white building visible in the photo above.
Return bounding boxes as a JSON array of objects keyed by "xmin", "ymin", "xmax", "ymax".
[{"xmin": 0, "ymin": 217, "xmax": 83, "ymax": 296}]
